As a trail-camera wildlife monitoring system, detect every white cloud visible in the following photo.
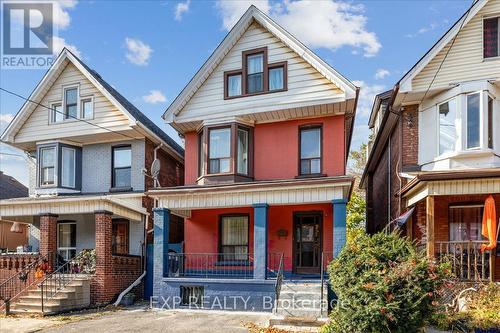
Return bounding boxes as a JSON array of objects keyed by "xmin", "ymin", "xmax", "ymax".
[
  {"xmin": 142, "ymin": 90, "xmax": 167, "ymax": 104},
  {"xmin": 0, "ymin": 113, "xmax": 14, "ymax": 132},
  {"xmin": 52, "ymin": 0, "xmax": 78, "ymax": 30},
  {"xmin": 374, "ymin": 69, "xmax": 390, "ymax": 80},
  {"xmin": 216, "ymin": 0, "xmax": 381, "ymax": 57},
  {"xmin": 175, "ymin": 0, "xmax": 191, "ymax": 21},
  {"xmin": 52, "ymin": 36, "xmax": 81, "ymax": 58},
  {"xmin": 352, "ymin": 80, "xmax": 386, "ymax": 118},
  {"xmin": 125, "ymin": 38, "xmax": 152, "ymax": 66},
  {"xmin": 405, "ymin": 21, "xmax": 440, "ymax": 38}
]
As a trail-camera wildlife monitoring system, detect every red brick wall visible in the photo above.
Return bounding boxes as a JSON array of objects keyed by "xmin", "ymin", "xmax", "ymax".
[
  {"xmin": 144, "ymin": 139, "xmax": 184, "ymax": 191},
  {"xmin": 401, "ymin": 104, "xmax": 419, "ymax": 168},
  {"xmin": 39, "ymin": 214, "xmax": 57, "ymax": 259}
]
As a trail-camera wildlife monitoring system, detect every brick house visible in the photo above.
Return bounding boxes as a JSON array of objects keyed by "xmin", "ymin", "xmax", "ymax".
[
  {"xmin": 361, "ymin": 0, "xmax": 500, "ymax": 282},
  {"xmin": 0, "ymin": 49, "xmax": 184, "ymax": 312},
  {"xmin": 148, "ymin": 6, "xmax": 358, "ymax": 316}
]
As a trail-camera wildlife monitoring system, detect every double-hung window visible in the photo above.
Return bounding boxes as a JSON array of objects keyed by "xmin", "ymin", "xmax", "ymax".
[
  {"xmin": 208, "ymin": 128, "xmax": 231, "ymax": 174},
  {"xmin": 300, "ymin": 126, "xmax": 322, "ymax": 175},
  {"xmin": 61, "ymin": 147, "xmax": 76, "ymax": 188},
  {"xmin": 40, "ymin": 147, "xmax": 56, "ymax": 186},
  {"xmin": 51, "ymin": 103, "xmax": 63, "ymax": 123},
  {"xmin": 227, "ymin": 74, "xmax": 242, "ymax": 97},
  {"xmin": 269, "ymin": 64, "xmax": 285, "ymax": 91},
  {"xmin": 438, "ymin": 99, "xmax": 458, "ymax": 155},
  {"xmin": 220, "ymin": 215, "xmax": 249, "ymax": 261},
  {"xmin": 246, "ymin": 53, "xmax": 264, "ymax": 94},
  {"xmin": 484, "ymin": 17, "xmax": 499, "ymax": 58},
  {"xmin": 466, "ymin": 93, "xmax": 481, "ymax": 149},
  {"xmin": 81, "ymin": 98, "xmax": 93, "ymax": 119},
  {"xmin": 64, "ymin": 87, "xmax": 78, "ymax": 119},
  {"xmin": 112, "ymin": 146, "xmax": 132, "ymax": 188}
]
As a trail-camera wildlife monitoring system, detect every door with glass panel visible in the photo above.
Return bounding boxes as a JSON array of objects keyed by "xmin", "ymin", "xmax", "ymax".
[
  {"xmin": 219, "ymin": 215, "xmax": 249, "ymax": 262},
  {"xmin": 57, "ymin": 222, "xmax": 77, "ymax": 261},
  {"xmin": 293, "ymin": 213, "xmax": 322, "ymax": 274}
]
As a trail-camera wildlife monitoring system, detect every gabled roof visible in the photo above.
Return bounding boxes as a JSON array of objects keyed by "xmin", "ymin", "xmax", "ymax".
[
  {"xmin": 1, "ymin": 48, "xmax": 184, "ymax": 159},
  {"xmin": 163, "ymin": 5, "xmax": 358, "ymax": 121},
  {"xmin": 398, "ymin": 0, "xmax": 486, "ymax": 92}
]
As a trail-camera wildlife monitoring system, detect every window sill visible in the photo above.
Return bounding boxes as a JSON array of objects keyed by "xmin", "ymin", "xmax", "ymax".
[
  {"xmin": 109, "ymin": 187, "xmax": 133, "ymax": 193},
  {"xmin": 224, "ymin": 87, "xmax": 287, "ymax": 100},
  {"xmin": 435, "ymin": 148, "xmax": 495, "ymax": 161},
  {"xmin": 295, "ymin": 173, "xmax": 327, "ymax": 179}
]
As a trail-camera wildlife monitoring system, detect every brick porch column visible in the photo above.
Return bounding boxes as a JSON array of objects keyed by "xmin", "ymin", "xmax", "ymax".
[
  {"xmin": 253, "ymin": 203, "xmax": 268, "ymax": 280},
  {"xmin": 94, "ymin": 210, "xmax": 113, "ymax": 303},
  {"xmin": 39, "ymin": 213, "xmax": 58, "ymax": 260},
  {"xmin": 332, "ymin": 199, "xmax": 347, "ymax": 258},
  {"xmin": 153, "ymin": 208, "xmax": 170, "ymax": 296}
]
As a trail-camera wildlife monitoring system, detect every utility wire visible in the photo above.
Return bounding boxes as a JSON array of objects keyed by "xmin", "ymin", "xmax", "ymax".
[
  {"xmin": 0, "ymin": 87, "xmax": 141, "ymax": 142},
  {"xmin": 420, "ymin": 0, "xmax": 475, "ymax": 104},
  {"xmin": 0, "ymin": 152, "xmax": 25, "ymax": 158}
]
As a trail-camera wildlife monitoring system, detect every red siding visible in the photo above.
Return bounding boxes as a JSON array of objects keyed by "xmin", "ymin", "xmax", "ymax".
[{"xmin": 183, "ymin": 115, "xmax": 345, "ymax": 185}]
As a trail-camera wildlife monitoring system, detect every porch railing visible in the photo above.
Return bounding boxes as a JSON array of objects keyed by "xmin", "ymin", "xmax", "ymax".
[
  {"xmin": 273, "ymin": 253, "xmax": 284, "ymax": 314},
  {"xmin": 167, "ymin": 253, "xmax": 254, "ymax": 279},
  {"xmin": 0, "ymin": 253, "xmax": 42, "ymax": 282},
  {"xmin": 436, "ymin": 241, "xmax": 494, "ymax": 282},
  {"xmin": 0, "ymin": 253, "xmax": 52, "ymax": 311}
]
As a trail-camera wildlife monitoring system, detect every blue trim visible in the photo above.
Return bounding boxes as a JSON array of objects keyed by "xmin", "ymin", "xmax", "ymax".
[
  {"xmin": 252, "ymin": 203, "xmax": 269, "ymax": 208},
  {"xmin": 253, "ymin": 203, "xmax": 268, "ymax": 279},
  {"xmin": 332, "ymin": 200, "xmax": 347, "ymax": 258},
  {"xmin": 153, "ymin": 208, "xmax": 170, "ymax": 296},
  {"xmin": 332, "ymin": 199, "xmax": 348, "ymax": 204}
]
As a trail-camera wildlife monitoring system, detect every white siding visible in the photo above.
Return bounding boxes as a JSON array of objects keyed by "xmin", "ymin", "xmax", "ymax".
[
  {"xmin": 412, "ymin": 0, "xmax": 500, "ymax": 91},
  {"xmin": 418, "ymin": 105, "xmax": 438, "ymax": 164},
  {"xmin": 177, "ymin": 21, "xmax": 343, "ymax": 122},
  {"xmin": 15, "ymin": 63, "xmax": 131, "ymax": 143}
]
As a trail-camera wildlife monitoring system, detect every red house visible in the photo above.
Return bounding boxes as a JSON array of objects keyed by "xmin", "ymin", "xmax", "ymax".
[{"xmin": 149, "ymin": 6, "xmax": 358, "ymax": 316}]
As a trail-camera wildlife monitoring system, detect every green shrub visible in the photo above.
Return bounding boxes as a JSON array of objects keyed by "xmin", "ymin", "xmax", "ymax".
[{"xmin": 322, "ymin": 232, "xmax": 450, "ymax": 333}]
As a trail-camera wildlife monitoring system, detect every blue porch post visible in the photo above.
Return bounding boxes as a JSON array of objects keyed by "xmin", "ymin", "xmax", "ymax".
[
  {"xmin": 332, "ymin": 199, "xmax": 348, "ymax": 258},
  {"xmin": 253, "ymin": 203, "xmax": 269, "ymax": 280},
  {"xmin": 153, "ymin": 208, "xmax": 170, "ymax": 295}
]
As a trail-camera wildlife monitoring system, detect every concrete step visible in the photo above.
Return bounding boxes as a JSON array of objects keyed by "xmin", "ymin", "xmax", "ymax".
[
  {"xmin": 279, "ymin": 292, "xmax": 323, "ymax": 301},
  {"xmin": 277, "ymin": 307, "xmax": 323, "ymax": 319},
  {"xmin": 269, "ymin": 316, "xmax": 327, "ymax": 332}
]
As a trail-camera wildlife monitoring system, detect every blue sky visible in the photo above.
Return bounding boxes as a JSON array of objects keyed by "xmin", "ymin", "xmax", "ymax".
[{"xmin": 0, "ymin": 0, "xmax": 470, "ymax": 186}]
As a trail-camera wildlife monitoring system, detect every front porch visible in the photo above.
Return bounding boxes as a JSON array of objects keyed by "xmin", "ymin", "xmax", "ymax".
[
  {"xmin": 0, "ymin": 194, "xmax": 146, "ymax": 309},
  {"xmin": 402, "ymin": 174, "xmax": 500, "ymax": 282},
  {"xmin": 149, "ymin": 177, "xmax": 351, "ymax": 312}
]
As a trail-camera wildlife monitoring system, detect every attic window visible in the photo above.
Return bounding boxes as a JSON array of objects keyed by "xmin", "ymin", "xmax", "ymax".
[
  {"xmin": 484, "ymin": 17, "xmax": 499, "ymax": 58},
  {"xmin": 224, "ymin": 47, "xmax": 287, "ymax": 99},
  {"xmin": 65, "ymin": 87, "xmax": 78, "ymax": 119}
]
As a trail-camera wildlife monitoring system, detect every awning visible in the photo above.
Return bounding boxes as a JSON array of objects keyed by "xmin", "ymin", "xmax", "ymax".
[{"xmin": 395, "ymin": 207, "xmax": 415, "ymax": 227}]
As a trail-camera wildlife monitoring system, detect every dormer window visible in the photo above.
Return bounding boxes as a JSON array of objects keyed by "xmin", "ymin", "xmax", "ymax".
[
  {"xmin": 484, "ymin": 17, "xmax": 499, "ymax": 58},
  {"xmin": 50, "ymin": 86, "xmax": 94, "ymax": 124},
  {"xmin": 224, "ymin": 47, "xmax": 287, "ymax": 99}
]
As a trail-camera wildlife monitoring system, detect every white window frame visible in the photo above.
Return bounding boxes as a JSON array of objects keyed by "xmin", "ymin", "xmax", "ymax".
[
  {"xmin": 436, "ymin": 97, "xmax": 459, "ymax": 157},
  {"xmin": 39, "ymin": 146, "xmax": 57, "ymax": 187},
  {"xmin": 57, "ymin": 222, "xmax": 77, "ymax": 261},
  {"xmin": 49, "ymin": 102, "xmax": 63, "ymax": 124},
  {"xmin": 80, "ymin": 96, "xmax": 94, "ymax": 119},
  {"xmin": 465, "ymin": 91, "xmax": 483, "ymax": 150},
  {"xmin": 61, "ymin": 147, "xmax": 76, "ymax": 188},
  {"xmin": 62, "ymin": 84, "xmax": 80, "ymax": 121}
]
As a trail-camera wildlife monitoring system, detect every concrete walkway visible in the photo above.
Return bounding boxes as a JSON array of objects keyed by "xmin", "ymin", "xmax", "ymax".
[{"xmin": 1, "ymin": 307, "xmax": 274, "ymax": 333}]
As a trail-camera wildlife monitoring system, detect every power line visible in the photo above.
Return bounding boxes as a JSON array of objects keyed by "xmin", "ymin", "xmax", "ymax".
[
  {"xmin": 0, "ymin": 152, "xmax": 25, "ymax": 158},
  {"xmin": 0, "ymin": 87, "xmax": 141, "ymax": 142}
]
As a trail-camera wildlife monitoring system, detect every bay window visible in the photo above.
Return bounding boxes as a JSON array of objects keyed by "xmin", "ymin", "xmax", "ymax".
[
  {"xmin": 484, "ymin": 17, "xmax": 499, "ymax": 58},
  {"xmin": 40, "ymin": 147, "xmax": 56, "ymax": 186},
  {"xmin": 488, "ymin": 96, "xmax": 494, "ymax": 149},
  {"xmin": 300, "ymin": 126, "xmax": 322, "ymax": 175},
  {"xmin": 220, "ymin": 215, "xmax": 249, "ymax": 261},
  {"xmin": 237, "ymin": 128, "xmax": 249, "ymax": 175},
  {"xmin": 209, "ymin": 128, "xmax": 231, "ymax": 174},
  {"xmin": 112, "ymin": 145, "xmax": 132, "ymax": 188},
  {"xmin": 438, "ymin": 99, "xmax": 457, "ymax": 155}
]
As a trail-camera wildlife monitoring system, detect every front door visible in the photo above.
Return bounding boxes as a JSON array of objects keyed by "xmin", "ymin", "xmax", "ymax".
[{"xmin": 293, "ymin": 213, "xmax": 322, "ymax": 274}]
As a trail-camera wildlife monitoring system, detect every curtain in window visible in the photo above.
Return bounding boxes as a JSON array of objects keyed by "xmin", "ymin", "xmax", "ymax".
[
  {"xmin": 209, "ymin": 128, "xmax": 231, "ymax": 158},
  {"xmin": 247, "ymin": 54, "xmax": 263, "ymax": 74},
  {"xmin": 228, "ymin": 75, "xmax": 241, "ymax": 97},
  {"xmin": 61, "ymin": 148, "xmax": 75, "ymax": 188},
  {"xmin": 221, "ymin": 216, "xmax": 248, "ymax": 260},
  {"xmin": 269, "ymin": 67, "xmax": 283, "ymax": 90},
  {"xmin": 449, "ymin": 206, "xmax": 483, "ymax": 241},
  {"xmin": 439, "ymin": 99, "xmax": 457, "ymax": 155},
  {"xmin": 484, "ymin": 18, "xmax": 499, "ymax": 58}
]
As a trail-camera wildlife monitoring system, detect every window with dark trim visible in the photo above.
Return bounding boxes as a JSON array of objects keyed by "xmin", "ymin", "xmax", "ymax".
[
  {"xmin": 198, "ymin": 131, "xmax": 204, "ymax": 177},
  {"xmin": 40, "ymin": 147, "xmax": 56, "ymax": 186},
  {"xmin": 299, "ymin": 126, "xmax": 322, "ymax": 175},
  {"xmin": 64, "ymin": 87, "xmax": 78, "ymax": 119},
  {"xmin": 112, "ymin": 145, "xmax": 132, "ymax": 188},
  {"xmin": 484, "ymin": 17, "xmax": 499, "ymax": 58},
  {"xmin": 58, "ymin": 221, "xmax": 76, "ymax": 261},
  {"xmin": 223, "ymin": 47, "xmax": 287, "ymax": 99},
  {"xmin": 219, "ymin": 215, "xmax": 249, "ymax": 261},
  {"xmin": 208, "ymin": 127, "xmax": 231, "ymax": 174},
  {"xmin": 237, "ymin": 128, "xmax": 249, "ymax": 175},
  {"xmin": 112, "ymin": 219, "xmax": 129, "ymax": 255}
]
